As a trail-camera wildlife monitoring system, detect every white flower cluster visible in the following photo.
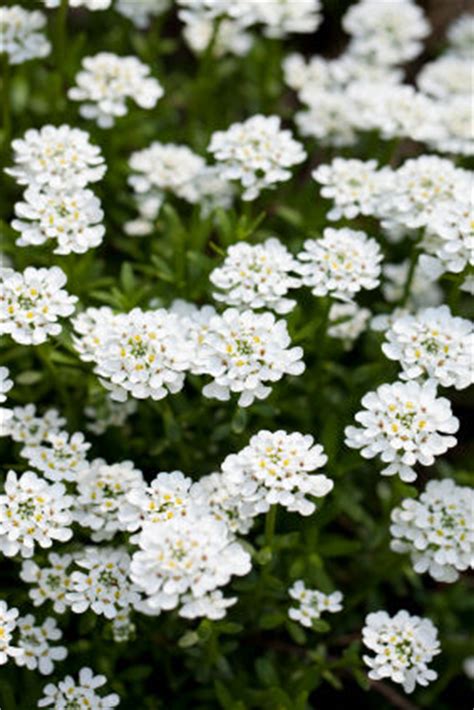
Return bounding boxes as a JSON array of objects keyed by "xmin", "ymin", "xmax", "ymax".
[
  {"xmin": 382, "ymin": 306, "xmax": 474, "ymax": 390},
  {"xmin": 380, "ymin": 260, "xmax": 443, "ymax": 311},
  {"xmin": 288, "ymin": 580, "xmax": 343, "ymax": 628},
  {"xmin": 0, "ymin": 366, "xmax": 13, "ymax": 426},
  {"xmin": 0, "ymin": 6, "xmax": 51, "ymax": 65},
  {"xmin": 390, "ymin": 479, "xmax": 473, "ymax": 583},
  {"xmin": 0, "ymin": 267, "xmax": 76, "ymax": 345},
  {"xmin": 0, "ymin": 404, "xmax": 65, "ymax": 444},
  {"xmin": 328, "ymin": 302, "xmax": 371, "ymax": 350},
  {"xmin": 0, "ymin": 601, "xmax": 22, "ymax": 665},
  {"xmin": 345, "ymin": 380, "xmax": 459, "ymax": 482},
  {"xmin": 362, "ymin": 610, "xmax": 440, "ymax": 693},
  {"xmin": 210, "ymin": 238, "xmax": 301, "ymax": 314},
  {"xmin": 0, "ymin": 470, "xmax": 73, "ymax": 558},
  {"xmin": 297, "ymin": 228, "xmax": 382, "ymax": 302},
  {"xmin": 42, "ymin": 0, "xmax": 112, "ymax": 8},
  {"xmin": 21, "ymin": 430, "xmax": 91, "ymax": 483},
  {"xmin": 7, "ymin": 124, "xmax": 107, "ymax": 254},
  {"xmin": 38, "ymin": 667, "xmax": 120, "ymax": 708},
  {"xmin": 85, "ymin": 395, "xmax": 137, "ymax": 435},
  {"xmin": 220, "ymin": 430, "xmax": 332, "ymax": 516},
  {"xmin": 68, "ymin": 52, "xmax": 164, "ymax": 128},
  {"xmin": 208, "ymin": 115, "xmax": 306, "ymax": 201},
  {"xmin": 21, "ymin": 552, "xmax": 76, "ymax": 614},
  {"xmin": 116, "ymin": 0, "xmax": 170, "ymax": 29},
  {"xmin": 15, "ymin": 614, "xmax": 67, "ymax": 675}
]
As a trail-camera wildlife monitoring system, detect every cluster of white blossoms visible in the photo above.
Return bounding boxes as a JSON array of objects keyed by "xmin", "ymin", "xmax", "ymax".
[
  {"xmin": 328, "ymin": 302, "xmax": 371, "ymax": 350},
  {"xmin": 38, "ymin": 667, "xmax": 120, "ymax": 708},
  {"xmin": 382, "ymin": 306, "xmax": 474, "ymax": 390},
  {"xmin": 297, "ymin": 228, "xmax": 382, "ymax": 302},
  {"xmin": 73, "ymin": 459, "xmax": 144, "ymax": 540},
  {"xmin": 0, "ymin": 266, "xmax": 77, "ymax": 345},
  {"xmin": 210, "ymin": 238, "xmax": 301, "ymax": 314},
  {"xmin": 42, "ymin": 0, "xmax": 112, "ymax": 8},
  {"xmin": 0, "ymin": 470, "xmax": 73, "ymax": 558},
  {"xmin": 21, "ymin": 553, "xmax": 76, "ymax": 614},
  {"xmin": 345, "ymin": 380, "xmax": 459, "ymax": 482},
  {"xmin": 7, "ymin": 124, "xmax": 107, "ymax": 254},
  {"xmin": 0, "ymin": 6, "xmax": 51, "ymax": 65},
  {"xmin": 130, "ymin": 513, "xmax": 251, "ymax": 616},
  {"xmin": 15, "ymin": 614, "xmax": 67, "ymax": 675},
  {"xmin": 390, "ymin": 479, "xmax": 473, "ymax": 583},
  {"xmin": 0, "ymin": 601, "xmax": 22, "ymax": 666},
  {"xmin": 67, "ymin": 547, "xmax": 141, "ymax": 619},
  {"xmin": 288, "ymin": 581, "xmax": 343, "ymax": 628},
  {"xmin": 208, "ymin": 115, "xmax": 306, "ymax": 201},
  {"xmin": 220, "ymin": 430, "xmax": 333, "ymax": 516},
  {"xmin": 85, "ymin": 394, "xmax": 137, "ymax": 435},
  {"xmin": 362, "ymin": 610, "xmax": 440, "ymax": 694},
  {"xmin": 115, "ymin": 0, "xmax": 170, "ymax": 28},
  {"xmin": 68, "ymin": 52, "xmax": 164, "ymax": 128},
  {"xmin": 0, "ymin": 403, "xmax": 65, "ymax": 444},
  {"xmin": 21, "ymin": 430, "xmax": 91, "ymax": 483},
  {"xmin": 0, "ymin": 366, "xmax": 13, "ymax": 425}
]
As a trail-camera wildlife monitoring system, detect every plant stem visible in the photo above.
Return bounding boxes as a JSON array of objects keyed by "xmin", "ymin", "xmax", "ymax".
[
  {"xmin": 401, "ymin": 251, "xmax": 419, "ymax": 306},
  {"xmin": 1, "ymin": 53, "xmax": 11, "ymax": 152},
  {"xmin": 55, "ymin": 0, "xmax": 69, "ymax": 112},
  {"xmin": 265, "ymin": 504, "xmax": 277, "ymax": 549}
]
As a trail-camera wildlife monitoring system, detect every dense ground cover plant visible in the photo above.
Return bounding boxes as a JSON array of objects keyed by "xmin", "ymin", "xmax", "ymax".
[{"xmin": 0, "ymin": 1, "xmax": 473, "ymax": 708}]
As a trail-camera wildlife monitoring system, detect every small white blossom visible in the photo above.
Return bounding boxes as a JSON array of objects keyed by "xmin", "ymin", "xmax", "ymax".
[
  {"xmin": 391, "ymin": 478, "xmax": 473, "ymax": 583},
  {"xmin": 0, "ymin": 601, "xmax": 23, "ymax": 665},
  {"xmin": 345, "ymin": 380, "xmax": 459, "ymax": 482},
  {"xmin": 12, "ymin": 187, "xmax": 105, "ymax": 255},
  {"xmin": 0, "ymin": 470, "xmax": 73, "ymax": 558},
  {"xmin": 116, "ymin": 0, "xmax": 170, "ymax": 28},
  {"xmin": 210, "ymin": 238, "xmax": 301, "ymax": 314},
  {"xmin": 221, "ymin": 430, "xmax": 332, "ymax": 516},
  {"xmin": 382, "ymin": 306, "xmax": 474, "ymax": 390},
  {"xmin": 20, "ymin": 553, "xmax": 75, "ymax": 614},
  {"xmin": 71, "ymin": 306, "xmax": 115, "ymax": 363},
  {"xmin": 288, "ymin": 580, "xmax": 343, "ymax": 628},
  {"xmin": 362, "ymin": 610, "xmax": 440, "ymax": 693},
  {"xmin": 208, "ymin": 115, "xmax": 306, "ymax": 201},
  {"xmin": 85, "ymin": 395, "xmax": 137, "ymax": 435},
  {"xmin": 183, "ymin": 16, "xmax": 253, "ymax": 57},
  {"xmin": 42, "ymin": 0, "xmax": 112, "ymax": 8},
  {"xmin": 313, "ymin": 159, "xmax": 387, "ymax": 221},
  {"xmin": 0, "ymin": 266, "xmax": 77, "ymax": 345},
  {"xmin": 110, "ymin": 608, "xmax": 136, "ymax": 642},
  {"xmin": 297, "ymin": 228, "xmax": 383, "ymax": 302},
  {"xmin": 0, "ymin": 6, "xmax": 50, "ymax": 65},
  {"xmin": 15, "ymin": 614, "xmax": 67, "ymax": 675},
  {"xmin": 0, "ymin": 366, "xmax": 13, "ymax": 404},
  {"xmin": 21, "ymin": 430, "xmax": 91, "ymax": 483},
  {"xmin": 0, "ymin": 404, "xmax": 65, "ymax": 445},
  {"xmin": 295, "ymin": 92, "xmax": 358, "ymax": 148},
  {"xmin": 418, "ymin": 57, "xmax": 472, "ymax": 99},
  {"xmin": 328, "ymin": 302, "xmax": 371, "ymax": 349},
  {"xmin": 67, "ymin": 547, "xmax": 141, "ymax": 619},
  {"xmin": 69, "ymin": 52, "xmax": 164, "ymax": 128},
  {"xmin": 6, "ymin": 125, "xmax": 106, "ymax": 190},
  {"xmin": 179, "ymin": 590, "xmax": 237, "ymax": 620},
  {"xmin": 38, "ymin": 667, "xmax": 120, "ymax": 708},
  {"xmin": 190, "ymin": 472, "xmax": 255, "ymax": 534},
  {"xmin": 195, "ymin": 308, "xmax": 305, "ymax": 407},
  {"xmin": 250, "ymin": 0, "xmax": 322, "ymax": 38},
  {"xmin": 381, "ymin": 260, "xmax": 443, "ymax": 309},
  {"xmin": 446, "ymin": 13, "xmax": 474, "ymax": 58}
]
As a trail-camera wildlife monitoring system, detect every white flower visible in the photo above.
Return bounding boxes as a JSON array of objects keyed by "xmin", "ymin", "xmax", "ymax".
[
  {"xmin": 297, "ymin": 228, "xmax": 382, "ymax": 302},
  {"xmin": 37, "ymin": 667, "xmax": 120, "ymax": 708},
  {"xmin": 77, "ymin": 307, "xmax": 193, "ymax": 402},
  {"xmin": 20, "ymin": 553, "xmax": 75, "ymax": 614},
  {"xmin": 0, "ymin": 266, "xmax": 77, "ymax": 345},
  {"xmin": 208, "ymin": 115, "xmax": 306, "ymax": 201},
  {"xmin": 428, "ymin": 96, "xmax": 474, "ymax": 157},
  {"xmin": 0, "ymin": 366, "xmax": 13, "ymax": 404},
  {"xmin": 195, "ymin": 308, "xmax": 305, "ymax": 407},
  {"xmin": 21, "ymin": 430, "xmax": 91, "ymax": 483},
  {"xmin": 446, "ymin": 13, "xmax": 474, "ymax": 58},
  {"xmin": 0, "ymin": 470, "xmax": 73, "ymax": 558},
  {"xmin": 69, "ymin": 52, "xmax": 164, "ymax": 128},
  {"xmin": 15, "ymin": 614, "xmax": 67, "ymax": 675},
  {"xmin": 42, "ymin": 0, "xmax": 112, "ymax": 8},
  {"xmin": 130, "ymin": 514, "xmax": 251, "ymax": 613},
  {"xmin": 418, "ymin": 57, "xmax": 472, "ymax": 98},
  {"xmin": 288, "ymin": 580, "xmax": 343, "ymax": 628},
  {"xmin": 179, "ymin": 590, "xmax": 237, "ymax": 620},
  {"xmin": 328, "ymin": 302, "xmax": 371, "ymax": 349},
  {"xmin": 67, "ymin": 547, "xmax": 141, "ymax": 619},
  {"xmin": 250, "ymin": 0, "xmax": 322, "ymax": 38},
  {"xmin": 313, "ymin": 159, "xmax": 387, "ymax": 221},
  {"xmin": 6, "ymin": 124, "xmax": 106, "ymax": 190},
  {"xmin": 183, "ymin": 16, "xmax": 253, "ymax": 57},
  {"xmin": 0, "ymin": 404, "xmax": 65, "ymax": 445},
  {"xmin": 118, "ymin": 470, "xmax": 194, "ymax": 536},
  {"xmin": 362, "ymin": 610, "xmax": 440, "ymax": 693},
  {"xmin": 295, "ymin": 92, "xmax": 358, "ymax": 148},
  {"xmin": 0, "ymin": 601, "xmax": 23, "ymax": 665},
  {"xmin": 12, "ymin": 187, "xmax": 105, "ymax": 255},
  {"xmin": 190, "ymin": 472, "xmax": 255, "ymax": 534},
  {"xmin": 74, "ymin": 459, "xmax": 144, "ymax": 540},
  {"xmin": 71, "ymin": 306, "xmax": 115, "ymax": 362},
  {"xmin": 382, "ymin": 306, "xmax": 474, "ymax": 390},
  {"xmin": 381, "ymin": 260, "xmax": 443, "ymax": 309},
  {"xmin": 116, "ymin": 0, "xmax": 170, "ymax": 28},
  {"xmin": 391, "ymin": 478, "xmax": 473, "ymax": 583},
  {"xmin": 0, "ymin": 7, "xmax": 50, "ymax": 65},
  {"xmin": 420, "ymin": 201, "xmax": 474, "ymax": 277},
  {"xmin": 110, "ymin": 608, "xmax": 136, "ymax": 642},
  {"xmin": 85, "ymin": 395, "xmax": 137, "ymax": 435},
  {"xmin": 210, "ymin": 238, "xmax": 301, "ymax": 314},
  {"xmin": 342, "ymin": 0, "xmax": 429, "ymax": 65},
  {"xmin": 221, "ymin": 430, "xmax": 332, "ymax": 516},
  {"xmin": 345, "ymin": 380, "xmax": 459, "ymax": 482}
]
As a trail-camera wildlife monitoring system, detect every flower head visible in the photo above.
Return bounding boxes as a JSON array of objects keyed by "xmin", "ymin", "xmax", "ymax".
[
  {"xmin": 0, "ymin": 6, "xmax": 50, "ymax": 65},
  {"xmin": 288, "ymin": 580, "xmax": 343, "ymax": 628},
  {"xmin": 38, "ymin": 667, "xmax": 120, "ymax": 708}
]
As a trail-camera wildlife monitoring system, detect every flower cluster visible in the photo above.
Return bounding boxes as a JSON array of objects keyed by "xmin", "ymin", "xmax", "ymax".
[
  {"xmin": 85, "ymin": 395, "xmax": 137, "ymax": 435},
  {"xmin": 0, "ymin": 6, "xmax": 51, "ymax": 65},
  {"xmin": 68, "ymin": 52, "xmax": 164, "ymax": 128},
  {"xmin": 15, "ymin": 614, "xmax": 67, "ymax": 675},
  {"xmin": 390, "ymin": 479, "xmax": 473, "ymax": 583},
  {"xmin": 0, "ymin": 601, "xmax": 22, "ymax": 666},
  {"xmin": 21, "ymin": 430, "xmax": 91, "ymax": 483},
  {"xmin": 115, "ymin": 0, "xmax": 170, "ymax": 28},
  {"xmin": 345, "ymin": 381, "xmax": 459, "ymax": 482},
  {"xmin": 328, "ymin": 302, "xmax": 371, "ymax": 349},
  {"xmin": 288, "ymin": 581, "xmax": 343, "ymax": 628},
  {"xmin": 208, "ymin": 115, "xmax": 306, "ymax": 201},
  {"xmin": 0, "ymin": 366, "xmax": 13, "ymax": 426},
  {"xmin": 43, "ymin": 0, "xmax": 112, "ymax": 8},
  {"xmin": 362, "ymin": 610, "xmax": 440, "ymax": 693},
  {"xmin": 210, "ymin": 238, "xmax": 301, "ymax": 314},
  {"xmin": 38, "ymin": 667, "xmax": 120, "ymax": 708},
  {"xmin": 21, "ymin": 553, "xmax": 76, "ymax": 614},
  {"xmin": 0, "ymin": 404, "xmax": 65, "ymax": 444},
  {"xmin": 7, "ymin": 124, "xmax": 107, "ymax": 254}
]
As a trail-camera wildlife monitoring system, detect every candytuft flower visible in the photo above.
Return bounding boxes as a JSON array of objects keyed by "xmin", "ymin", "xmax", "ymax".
[
  {"xmin": 288, "ymin": 580, "xmax": 343, "ymax": 628},
  {"xmin": 37, "ymin": 666, "xmax": 120, "ymax": 708},
  {"xmin": 0, "ymin": 6, "xmax": 51, "ymax": 65}
]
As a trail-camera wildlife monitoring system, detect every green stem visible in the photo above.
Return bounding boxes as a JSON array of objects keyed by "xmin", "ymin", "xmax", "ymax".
[
  {"xmin": 264, "ymin": 504, "xmax": 277, "ymax": 550},
  {"xmin": 401, "ymin": 251, "xmax": 419, "ymax": 307},
  {"xmin": 1, "ymin": 53, "xmax": 11, "ymax": 152},
  {"xmin": 55, "ymin": 0, "xmax": 69, "ymax": 112}
]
